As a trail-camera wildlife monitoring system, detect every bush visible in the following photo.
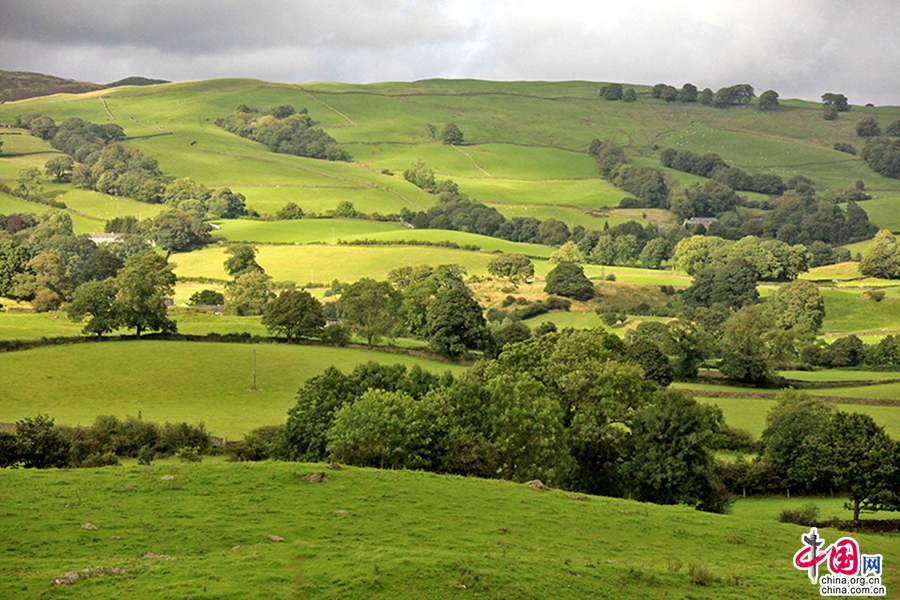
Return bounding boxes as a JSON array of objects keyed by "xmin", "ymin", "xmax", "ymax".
[
  {"xmin": 320, "ymin": 324, "xmax": 350, "ymax": 346},
  {"xmin": 137, "ymin": 444, "xmax": 154, "ymax": 465},
  {"xmin": 544, "ymin": 262, "xmax": 595, "ymax": 301},
  {"xmin": 176, "ymin": 446, "xmax": 203, "ymax": 463},
  {"xmin": 834, "ymin": 142, "xmax": 858, "ymax": 155},
  {"xmin": 779, "ymin": 503, "xmax": 820, "ymax": 526}
]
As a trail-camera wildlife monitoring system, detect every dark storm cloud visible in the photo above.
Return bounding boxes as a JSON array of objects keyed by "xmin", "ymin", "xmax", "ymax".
[{"xmin": 0, "ymin": 0, "xmax": 897, "ymax": 105}]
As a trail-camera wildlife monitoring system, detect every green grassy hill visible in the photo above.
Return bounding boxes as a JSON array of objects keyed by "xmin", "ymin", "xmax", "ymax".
[{"xmin": 3, "ymin": 459, "xmax": 897, "ymax": 599}]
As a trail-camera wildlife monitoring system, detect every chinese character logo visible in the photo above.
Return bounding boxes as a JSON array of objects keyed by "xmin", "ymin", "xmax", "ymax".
[{"xmin": 793, "ymin": 527, "xmax": 860, "ymax": 583}]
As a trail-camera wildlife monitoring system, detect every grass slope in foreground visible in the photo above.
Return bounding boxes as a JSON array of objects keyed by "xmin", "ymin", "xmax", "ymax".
[
  {"xmin": 0, "ymin": 341, "xmax": 464, "ymax": 438},
  {"xmin": 4, "ymin": 460, "xmax": 898, "ymax": 599}
]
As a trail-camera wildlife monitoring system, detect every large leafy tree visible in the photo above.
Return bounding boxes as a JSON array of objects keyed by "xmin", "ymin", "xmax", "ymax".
[
  {"xmin": 0, "ymin": 238, "xmax": 30, "ymax": 297},
  {"xmin": 440, "ymin": 122, "xmax": 463, "ymax": 145},
  {"xmin": 765, "ymin": 279, "xmax": 825, "ymax": 333},
  {"xmin": 223, "ymin": 244, "xmax": 263, "ymax": 278},
  {"xmin": 544, "ymin": 262, "xmax": 595, "ymax": 301},
  {"xmin": 424, "ymin": 287, "xmax": 490, "ymax": 359},
  {"xmin": 859, "ymin": 230, "xmax": 900, "ymax": 278},
  {"xmin": 113, "ymin": 251, "xmax": 177, "ymax": 336},
  {"xmin": 796, "ymin": 411, "xmax": 900, "ymax": 521},
  {"xmin": 224, "ymin": 271, "xmax": 273, "ymax": 316},
  {"xmin": 624, "ymin": 390, "xmax": 728, "ymax": 512},
  {"xmin": 68, "ymin": 278, "xmax": 120, "ymax": 337},
  {"xmin": 761, "ymin": 391, "xmax": 835, "ymax": 492},
  {"xmin": 262, "ymin": 289, "xmax": 325, "ymax": 340},
  {"xmin": 487, "ymin": 253, "xmax": 534, "ymax": 284},
  {"xmin": 336, "ymin": 278, "xmax": 402, "ymax": 347}
]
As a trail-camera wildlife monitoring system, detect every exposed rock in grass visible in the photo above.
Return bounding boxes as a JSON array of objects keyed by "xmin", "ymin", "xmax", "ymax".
[
  {"xmin": 161, "ymin": 475, "xmax": 175, "ymax": 481},
  {"xmin": 567, "ymin": 493, "xmax": 589, "ymax": 501},
  {"xmin": 332, "ymin": 510, "xmax": 349, "ymax": 515},
  {"xmin": 230, "ymin": 545, "xmax": 241, "ymax": 552},
  {"xmin": 303, "ymin": 471, "xmax": 326, "ymax": 483},
  {"xmin": 526, "ymin": 479, "xmax": 549, "ymax": 491},
  {"xmin": 52, "ymin": 567, "xmax": 125, "ymax": 585},
  {"xmin": 110, "ymin": 535, "xmax": 122, "ymax": 540},
  {"xmin": 268, "ymin": 535, "xmax": 285, "ymax": 542},
  {"xmin": 81, "ymin": 523, "xmax": 98, "ymax": 530},
  {"xmin": 327, "ymin": 462, "xmax": 342, "ymax": 470},
  {"xmin": 143, "ymin": 552, "xmax": 173, "ymax": 560}
]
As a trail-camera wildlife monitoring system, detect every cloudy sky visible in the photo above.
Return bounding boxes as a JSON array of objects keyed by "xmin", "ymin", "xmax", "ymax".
[{"xmin": 1, "ymin": 0, "xmax": 898, "ymax": 105}]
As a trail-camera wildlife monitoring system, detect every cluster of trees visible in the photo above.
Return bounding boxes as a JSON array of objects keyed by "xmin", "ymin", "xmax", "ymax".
[
  {"xmin": 216, "ymin": 104, "xmax": 350, "ymax": 161},
  {"xmin": 660, "ymin": 148, "xmax": 786, "ymax": 197},
  {"xmin": 649, "ymin": 83, "xmax": 757, "ymax": 108},
  {"xmin": 861, "ymin": 137, "xmax": 900, "ymax": 179},
  {"xmin": 859, "ymin": 230, "xmax": 900, "ymax": 278},
  {"xmin": 590, "ymin": 139, "xmax": 669, "ymax": 208},
  {"xmin": 730, "ymin": 393, "xmax": 900, "ymax": 521},
  {"xmin": 0, "ymin": 212, "xmax": 145, "ymax": 311},
  {"xmin": 280, "ymin": 330, "xmax": 734, "ymax": 512},
  {"xmin": 68, "ymin": 251, "xmax": 177, "ymax": 337},
  {"xmin": 573, "ymin": 220, "xmax": 681, "ymax": 269},
  {"xmin": 801, "ymin": 334, "xmax": 900, "ymax": 370},
  {"xmin": 14, "ymin": 115, "xmax": 249, "ymax": 246},
  {"xmin": 673, "ymin": 235, "xmax": 811, "ymax": 281},
  {"xmin": 0, "ymin": 413, "xmax": 211, "ymax": 469},
  {"xmin": 599, "ymin": 83, "xmax": 637, "ymax": 102},
  {"xmin": 822, "ymin": 93, "xmax": 850, "ymax": 120}
]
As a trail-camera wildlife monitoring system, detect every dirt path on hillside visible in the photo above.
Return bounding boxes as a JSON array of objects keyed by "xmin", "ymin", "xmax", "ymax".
[
  {"xmin": 99, "ymin": 97, "xmax": 114, "ymax": 120},
  {"xmin": 451, "ymin": 145, "xmax": 492, "ymax": 177},
  {"xmin": 302, "ymin": 90, "xmax": 358, "ymax": 128}
]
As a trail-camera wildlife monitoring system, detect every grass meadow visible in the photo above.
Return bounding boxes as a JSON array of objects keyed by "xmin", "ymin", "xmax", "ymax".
[
  {"xmin": 2, "ymin": 459, "xmax": 898, "ymax": 599},
  {"xmin": 0, "ymin": 341, "xmax": 464, "ymax": 438}
]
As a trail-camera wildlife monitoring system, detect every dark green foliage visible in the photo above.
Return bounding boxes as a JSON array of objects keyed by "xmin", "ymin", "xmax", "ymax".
[
  {"xmin": 713, "ymin": 84, "xmax": 754, "ymax": 107},
  {"xmin": 698, "ymin": 88, "xmax": 714, "ymax": 105},
  {"xmin": 822, "ymin": 93, "xmax": 850, "ymax": 112},
  {"xmin": 0, "ymin": 237, "xmax": 30, "ymax": 296},
  {"xmin": 189, "ymin": 289, "xmax": 225, "ymax": 306},
  {"xmin": 262, "ymin": 289, "xmax": 325, "ymax": 340},
  {"xmin": 151, "ymin": 211, "xmax": 211, "ymax": 254},
  {"xmin": 402, "ymin": 158, "xmax": 437, "ymax": 192},
  {"xmin": 590, "ymin": 139, "xmax": 669, "ymax": 208},
  {"xmin": 679, "ymin": 83, "xmax": 698, "ymax": 103},
  {"xmin": 823, "ymin": 105, "xmax": 838, "ymax": 120},
  {"xmin": 624, "ymin": 391, "xmax": 729, "ymax": 513},
  {"xmin": 328, "ymin": 389, "xmax": 444, "ymax": 470},
  {"xmin": 825, "ymin": 335, "xmax": 865, "ymax": 367},
  {"xmin": 779, "ymin": 504, "xmax": 820, "ymax": 526},
  {"xmin": 67, "ymin": 278, "xmax": 119, "ymax": 337},
  {"xmin": 11, "ymin": 414, "xmax": 69, "ymax": 469},
  {"xmin": 886, "ymin": 120, "xmax": 900, "ymax": 137},
  {"xmin": 44, "ymin": 155, "xmax": 74, "ymax": 182},
  {"xmin": 224, "ymin": 244, "xmax": 263, "ymax": 278},
  {"xmin": 622, "ymin": 87, "xmax": 637, "ymax": 102},
  {"xmin": 336, "ymin": 278, "xmax": 402, "ymax": 347},
  {"xmin": 600, "ymin": 83, "xmax": 623, "ymax": 100},
  {"xmin": 105, "ymin": 215, "xmax": 139, "ymax": 234},
  {"xmin": 441, "ymin": 122, "xmax": 464, "ymax": 145},
  {"xmin": 487, "ymin": 253, "xmax": 534, "ymax": 283},
  {"xmin": 425, "ymin": 287, "xmax": 490, "ymax": 358},
  {"xmin": 626, "ymin": 338, "xmax": 674, "ymax": 386},
  {"xmin": 757, "ymin": 90, "xmax": 779, "ymax": 110},
  {"xmin": 683, "ymin": 258, "xmax": 758, "ymax": 310},
  {"xmin": 113, "ymin": 251, "xmax": 177, "ymax": 336},
  {"xmin": 217, "ymin": 104, "xmax": 349, "ymax": 161},
  {"xmin": 544, "ymin": 262, "xmax": 595, "ymax": 301},
  {"xmin": 276, "ymin": 202, "xmax": 304, "ymax": 220},
  {"xmin": 861, "ymin": 137, "xmax": 900, "ymax": 179},
  {"xmin": 795, "ymin": 412, "xmax": 900, "ymax": 521},
  {"xmin": 283, "ymin": 362, "xmax": 448, "ymax": 461},
  {"xmin": 833, "ymin": 142, "xmax": 857, "ymax": 155},
  {"xmin": 487, "ymin": 321, "xmax": 532, "ymax": 358},
  {"xmin": 718, "ymin": 305, "xmax": 789, "ymax": 383},
  {"xmin": 760, "ymin": 391, "xmax": 834, "ymax": 492},
  {"xmin": 669, "ymin": 179, "xmax": 742, "ymax": 219},
  {"xmin": 227, "ymin": 425, "xmax": 286, "ymax": 462},
  {"xmin": 660, "ymin": 148, "xmax": 728, "ymax": 178},
  {"xmin": 856, "ymin": 116, "xmax": 881, "ymax": 137}
]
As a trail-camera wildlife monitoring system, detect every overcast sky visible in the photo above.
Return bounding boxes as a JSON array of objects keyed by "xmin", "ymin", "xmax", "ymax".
[{"xmin": 1, "ymin": 0, "xmax": 898, "ymax": 105}]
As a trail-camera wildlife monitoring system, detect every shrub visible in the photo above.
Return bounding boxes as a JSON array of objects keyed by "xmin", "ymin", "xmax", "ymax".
[
  {"xmin": 834, "ymin": 142, "xmax": 857, "ymax": 155},
  {"xmin": 137, "ymin": 444, "xmax": 154, "ymax": 465},
  {"xmin": 688, "ymin": 563, "xmax": 719, "ymax": 586},
  {"xmin": 176, "ymin": 446, "xmax": 203, "ymax": 463},
  {"xmin": 779, "ymin": 503, "xmax": 820, "ymax": 526}
]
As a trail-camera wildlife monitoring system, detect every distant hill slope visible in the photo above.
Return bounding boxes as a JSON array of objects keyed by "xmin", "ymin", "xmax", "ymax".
[
  {"xmin": 0, "ymin": 70, "xmax": 168, "ymax": 101},
  {"xmin": 0, "ymin": 70, "xmax": 102, "ymax": 101}
]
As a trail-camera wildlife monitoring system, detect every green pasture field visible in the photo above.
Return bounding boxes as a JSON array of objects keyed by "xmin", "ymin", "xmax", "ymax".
[
  {"xmin": 212, "ymin": 218, "xmax": 401, "ymax": 244},
  {"xmin": 694, "ymin": 396, "xmax": 900, "ymax": 440},
  {"xmin": 458, "ymin": 176, "xmax": 624, "ymax": 208},
  {"xmin": 0, "ymin": 341, "xmax": 464, "ymax": 438},
  {"xmin": 5, "ymin": 461, "xmax": 897, "ymax": 599},
  {"xmin": 818, "ymin": 288, "xmax": 900, "ymax": 334},
  {"xmin": 840, "ymin": 238, "xmax": 875, "ymax": 257},
  {"xmin": 853, "ymin": 194, "xmax": 900, "ymax": 232},
  {"xmin": 779, "ymin": 369, "xmax": 900, "ymax": 382},
  {"xmin": 732, "ymin": 496, "xmax": 900, "ymax": 522},
  {"xmin": 229, "ymin": 185, "xmax": 432, "ymax": 217},
  {"xmin": 171, "ymin": 244, "xmax": 500, "ymax": 282},
  {"xmin": 0, "ymin": 189, "xmax": 100, "ymax": 233}
]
